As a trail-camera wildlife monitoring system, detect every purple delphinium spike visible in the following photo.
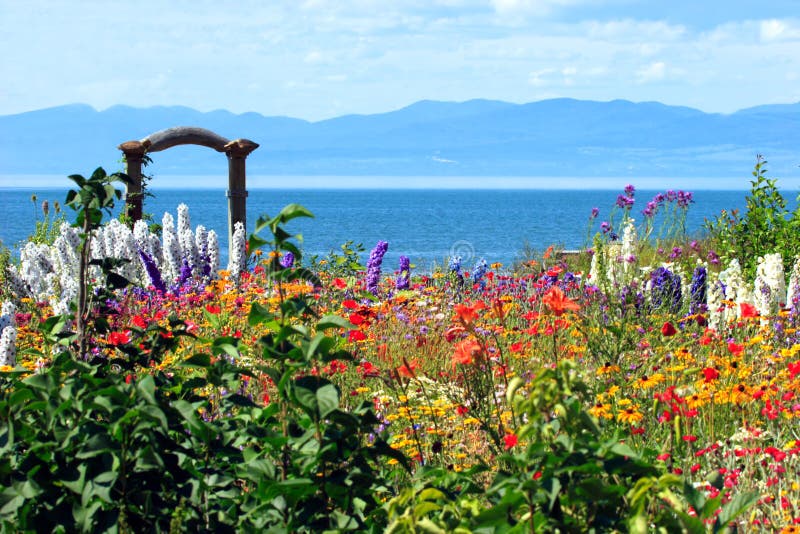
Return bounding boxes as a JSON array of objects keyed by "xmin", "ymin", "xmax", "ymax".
[
  {"xmin": 396, "ymin": 255, "xmax": 410, "ymax": 290},
  {"xmin": 689, "ymin": 266, "xmax": 707, "ymax": 314},
  {"xmin": 137, "ymin": 249, "xmax": 166, "ymax": 293},
  {"xmin": 366, "ymin": 241, "xmax": 389, "ymax": 295}
]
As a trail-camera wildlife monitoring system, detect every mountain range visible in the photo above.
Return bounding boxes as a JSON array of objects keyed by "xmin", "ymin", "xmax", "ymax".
[{"xmin": 1, "ymin": 99, "xmax": 798, "ymax": 179}]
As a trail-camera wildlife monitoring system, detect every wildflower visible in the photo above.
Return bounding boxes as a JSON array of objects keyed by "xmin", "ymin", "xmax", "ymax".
[
  {"xmin": 397, "ymin": 360, "xmax": 420, "ymax": 378},
  {"xmin": 108, "ymin": 330, "xmax": 132, "ymax": 346},
  {"xmin": 542, "ymin": 286, "xmax": 580, "ymax": 316},
  {"xmin": 453, "ymin": 339, "xmax": 482, "ymax": 367},
  {"xmin": 634, "ymin": 374, "xmax": 665, "ymax": 390},
  {"xmin": 205, "ymin": 304, "xmax": 221, "ymax": 314},
  {"xmin": 661, "ymin": 322, "xmax": 677, "ymax": 336},
  {"xmin": 617, "ymin": 405, "xmax": 644, "ymax": 424},
  {"xmin": 365, "ymin": 240, "xmax": 389, "ymax": 295},
  {"xmin": 396, "ymin": 255, "xmax": 411, "ymax": 290},
  {"xmin": 702, "ymin": 367, "xmax": 720, "ymax": 383},
  {"xmin": 740, "ymin": 302, "xmax": 758, "ymax": 318},
  {"xmin": 454, "ymin": 300, "xmax": 486, "ymax": 326},
  {"xmin": 503, "ymin": 432, "xmax": 518, "ymax": 450},
  {"xmin": 280, "ymin": 252, "xmax": 295, "ymax": 268}
]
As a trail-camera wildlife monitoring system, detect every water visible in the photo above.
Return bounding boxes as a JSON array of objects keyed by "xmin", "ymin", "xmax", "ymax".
[{"xmin": 0, "ymin": 185, "xmax": 790, "ymax": 270}]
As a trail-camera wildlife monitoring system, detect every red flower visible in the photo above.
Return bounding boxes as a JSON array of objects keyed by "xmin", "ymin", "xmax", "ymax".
[
  {"xmin": 702, "ymin": 367, "xmax": 720, "ymax": 383},
  {"xmin": 503, "ymin": 432, "xmax": 518, "ymax": 450},
  {"xmin": 132, "ymin": 315, "xmax": 147, "ymax": 329},
  {"xmin": 107, "ymin": 330, "xmax": 131, "ymax": 346},
  {"xmin": 348, "ymin": 330, "xmax": 366, "ymax": 342},
  {"xmin": 342, "ymin": 299, "xmax": 359, "ymax": 310},
  {"xmin": 661, "ymin": 322, "xmax": 677, "ymax": 336},
  {"xmin": 727, "ymin": 342, "xmax": 745, "ymax": 356},
  {"xmin": 541, "ymin": 286, "xmax": 580, "ymax": 316},
  {"xmin": 205, "ymin": 304, "xmax": 221, "ymax": 314},
  {"xmin": 683, "ymin": 434, "xmax": 698, "ymax": 442},
  {"xmin": 349, "ymin": 313, "xmax": 365, "ymax": 326},
  {"xmin": 740, "ymin": 302, "xmax": 758, "ymax": 318},
  {"xmin": 333, "ymin": 278, "xmax": 347, "ymax": 289}
]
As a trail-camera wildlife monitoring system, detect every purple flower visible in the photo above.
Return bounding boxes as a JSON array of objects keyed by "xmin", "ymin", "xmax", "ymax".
[
  {"xmin": 138, "ymin": 249, "xmax": 166, "ymax": 293},
  {"xmin": 366, "ymin": 240, "xmax": 389, "ymax": 295},
  {"xmin": 280, "ymin": 252, "xmax": 295, "ymax": 268},
  {"xmin": 624, "ymin": 184, "xmax": 636, "ymax": 197},
  {"xmin": 690, "ymin": 266, "xmax": 707, "ymax": 314},
  {"xmin": 396, "ymin": 255, "xmax": 410, "ymax": 290},
  {"xmin": 601, "ymin": 221, "xmax": 612, "ymax": 234},
  {"xmin": 590, "ymin": 207, "xmax": 599, "ymax": 219}
]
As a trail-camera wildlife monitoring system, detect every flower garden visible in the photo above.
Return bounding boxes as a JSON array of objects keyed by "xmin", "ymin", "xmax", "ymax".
[{"xmin": 2, "ymin": 160, "xmax": 800, "ymax": 532}]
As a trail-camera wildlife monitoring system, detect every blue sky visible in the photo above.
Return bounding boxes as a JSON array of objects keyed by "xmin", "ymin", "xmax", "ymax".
[{"xmin": 1, "ymin": 0, "xmax": 798, "ymax": 121}]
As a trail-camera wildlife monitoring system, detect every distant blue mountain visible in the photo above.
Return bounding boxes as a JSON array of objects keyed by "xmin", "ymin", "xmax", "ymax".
[{"xmin": 1, "ymin": 99, "xmax": 798, "ymax": 178}]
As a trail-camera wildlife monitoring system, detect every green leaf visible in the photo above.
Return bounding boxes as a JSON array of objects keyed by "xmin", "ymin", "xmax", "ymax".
[
  {"xmin": 317, "ymin": 314, "xmax": 354, "ymax": 331},
  {"xmin": 277, "ymin": 203, "xmax": 314, "ymax": 224},
  {"xmin": 180, "ymin": 353, "xmax": 212, "ymax": 368},
  {"xmin": 716, "ymin": 491, "xmax": 759, "ymax": 529},
  {"xmin": 248, "ymin": 302, "xmax": 274, "ymax": 326}
]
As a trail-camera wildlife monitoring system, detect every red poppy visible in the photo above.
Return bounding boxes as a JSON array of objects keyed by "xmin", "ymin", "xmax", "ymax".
[
  {"xmin": 348, "ymin": 330, "xmax": 366, "ymax": 342},
  {"xmin": 727, "ymin": 342, "xmax": 744, "ymax": 356},
  {"xmin": 541, "ymin": 286, "xmax": 580, "ymax": 316},
  {"xmin": 702, "ymin": 367, "xmax": 720, "ymax": 383},
  {"xmin": 342, "ymin": 299, "xmax": 359, "ymax": 310},
  {"xmin": 205, "ymin": 304, "xmax": 221, "ymax": 315},
  {"xmin": 333, "ymin": 278, "xmax": 347, "ymax": 289},
  {"xmin": 349, "ymin": 313, "xmax": 365, "ymax": 326},
  {"xmin": 661, "ymin": 322, "xmax": 677, "ymax": 336},
  {"xmin": 503, "ymin": 433, "xmax": 518, "ymax": 450},
  {"xmin": 740, "ymin": 302, "xmax": 758, "ymax": 318},
  {"xmin": 132, "ymin": 315, "xmax": 147, "ymax": 329},
  {"xmin": 108, "ymin": 330, "xmax": 131, "ymax": 346}
]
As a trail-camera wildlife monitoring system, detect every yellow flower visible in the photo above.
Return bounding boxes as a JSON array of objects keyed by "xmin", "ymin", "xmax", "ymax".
[
  {"xmin": 589, "ymin": 402, "xmax": 613, "ymax": 420},
  {"xmin": 633, "ymin": 373, "xmax": 665, "ymax": 390},
  {"xmin": 597, "ymin": 363, "xmax": 620, "ymax": 375},
  {"xmin": 617, "ymin": 405, "xmax": 644, "ymax": 424}
]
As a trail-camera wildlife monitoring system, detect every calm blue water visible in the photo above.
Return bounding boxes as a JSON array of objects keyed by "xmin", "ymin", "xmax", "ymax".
[{"xmin": 0, "ymin": 187, "xmax": 791, "ymax": 270}]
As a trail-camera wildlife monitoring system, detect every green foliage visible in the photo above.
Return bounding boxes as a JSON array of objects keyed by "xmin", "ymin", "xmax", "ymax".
[
  {"xmin": 706, "ymin": 155, "xmax": 800, "ymax": 278},
  {"xmin": 312, "ymin": 240, "xmax": 367, "ymax": 280},
  {"xmin": 0, "ymin": 196, "xmax": 405, "ymax": 532}
]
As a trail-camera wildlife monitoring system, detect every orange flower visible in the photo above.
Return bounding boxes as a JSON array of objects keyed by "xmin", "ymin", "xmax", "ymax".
[
  {"xmin": 453, "ymin": 300, "xmax": 486, "ymax": 326},
  {"xmin": 397, "ymin": 359, "xmax": 420, "ymax": 378},
  {"xmin": 541, "ymin": 286, "xmax": 580, "ymax": 316},
  {"xmin": 452, "ymin": 339, "xmax": 483, "ymax": 367}
]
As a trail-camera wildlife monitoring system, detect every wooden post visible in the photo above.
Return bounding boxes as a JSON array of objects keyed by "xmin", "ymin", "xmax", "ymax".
[
  {"xmin": 117, "ymin": 140, "xmax": 149, "ymax": 224},
  {"xmin": 224, "ymin": 139, "xmax": 259, "ymax": 260}
]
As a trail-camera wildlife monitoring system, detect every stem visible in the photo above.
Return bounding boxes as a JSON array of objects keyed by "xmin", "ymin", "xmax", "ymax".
[{"xmin": 76, "ymin": 215, "xmax": 92, "ymax": 358}]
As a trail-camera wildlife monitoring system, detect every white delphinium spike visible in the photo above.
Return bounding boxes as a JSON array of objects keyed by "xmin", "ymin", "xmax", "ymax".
[
  {"xmin": 0, "ymin": 325, "xmax": 17, "ymax": 367},
  {"xmin": 177, "ymin": 203, "xmax": 191, "ymax": 236},
  {"xmin": 787, "ymin": 257, "xmax": 800, "ymax": 311},
  {"xmin": 227, "ymin": 222, "xmax": 246, "ymax": 280},
  {"xmin": 4, "ymin": 265, "xmax": 32, "ymax": 303},
  {"xmin": 19, "ymin": 242, "xmax": 53, "ymax": 298},
  {"xmin": 706, "ymin": 276, "xmax": 725, "ymax": 330},
  {"xmin": 719, "ymin": 259, "xmax": 751, "ymax": 317},
  {"xmin": 195, "ymin": 225, "xmax": 209, "ymax": 277},
  {"xmin": 133, "ymin": 220, "xmax": 151, "ymax": 253},
  {"xmin": 207, "ymin": 230, "xmax": 220, "ymax": 278},
  {"xmin": 181, "ymin": 228, "xmax": 198, "ymax": 273},
  {"xmin": 0, "ymin": 301, "xmax": 15, "ymax": 331},
  {"xmin": 756, "ymin": 253, "xmax": 786, "ymax": 313},
  {"xmin": 620, "ymin": 217, "xmax": 638, "ymax": 279}
]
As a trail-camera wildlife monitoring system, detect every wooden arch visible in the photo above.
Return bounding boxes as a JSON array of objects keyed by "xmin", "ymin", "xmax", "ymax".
[{"xmin": 118, "ymin": 127, "xmax": 259, "ymax": 259}]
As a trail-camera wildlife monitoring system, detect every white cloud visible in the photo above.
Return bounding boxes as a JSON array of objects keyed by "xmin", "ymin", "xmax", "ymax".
[
  {"xmin": 636, "ymin": 61, "xmax": 666, "ymax": 83},
  {"xmin": 760, "ymin": 18, "xmax": 800, "ymax": 42}
]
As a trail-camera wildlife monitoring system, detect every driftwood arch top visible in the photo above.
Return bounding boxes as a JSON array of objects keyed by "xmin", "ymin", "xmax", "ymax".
[{"xmin": 118, "ymin": 126, "xmax": 259, "ymax": 260}]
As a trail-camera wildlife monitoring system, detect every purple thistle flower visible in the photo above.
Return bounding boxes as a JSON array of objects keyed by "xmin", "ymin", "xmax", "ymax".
[
  {"xmin": 590, "ymin": 207, "xmax": 600, "ymax": 219},
  {"xmin": 280, "ymin": 252, "xmax": 295, "ymax": 269},
  {"xmin": 137, "ymin": 249, "xmax": 166, "ymax": 293},
  {"xmin": 366, "ymin": 240, "xmax": 389, "ymax": 295}
]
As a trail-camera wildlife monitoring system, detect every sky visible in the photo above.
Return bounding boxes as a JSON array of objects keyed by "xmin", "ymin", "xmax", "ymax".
[{"xmin": 1, "ymin": 0, "xmax": 799, "ymax": 121}]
